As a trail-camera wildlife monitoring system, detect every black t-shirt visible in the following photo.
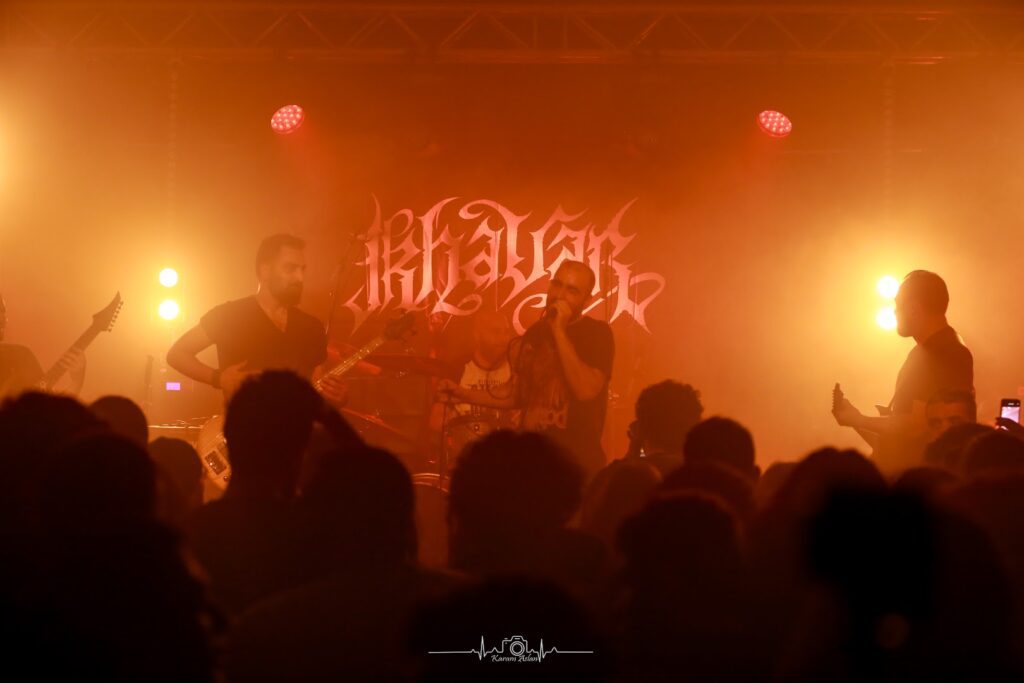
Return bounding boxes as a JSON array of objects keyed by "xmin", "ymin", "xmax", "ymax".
[
  {"xmin": 514, "ymin": 317, "xmax": 615, "ymax": 476},
  {"xmin": 889, "ymin": 325, "xmax": 974, "ymax": 415},
  {"xmin": 0, "ymin": 343, "xmax": 44, "ymax": 399},
  {"xmin": 876, "ymin": 325, "xmax": 973, "ymax": 471},
  {"xmin": 200, "ymin": 297, "xmax": 327, "ymax": 379}
]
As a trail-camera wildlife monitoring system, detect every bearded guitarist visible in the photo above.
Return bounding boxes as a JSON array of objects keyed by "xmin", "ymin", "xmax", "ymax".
[{"xmin": 166, "ymin": 234, "xmax": 347, "ymax": 405}]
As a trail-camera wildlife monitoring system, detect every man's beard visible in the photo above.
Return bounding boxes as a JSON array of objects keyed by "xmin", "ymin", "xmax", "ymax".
[{"xmin": 274, "ymin": 284, "xmax": 302, "ymax": 307}]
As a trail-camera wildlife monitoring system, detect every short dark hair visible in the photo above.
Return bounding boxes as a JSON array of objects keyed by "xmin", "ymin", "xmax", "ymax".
[
  {"xmin": 255, "ymin": 234, "xmax": 305, "ymax": 273},
  {"xmin": 449, "ymin": 430, "xmax": 583, "ymax": 534},
  {"xmin": 224, "ymin": 371, "xmax": 322, "ymax": 489},
  {"xmin": 926, "ymin": 389, "xmax": 977, "ymax": 422},
  {"xmin": 901, "ymin": 270, "xmax": 949, "ymax": 315},
  {"xmin": 635, "ymin": 380, "xmax": 703, "ymax": 451},
  {"xmin": 684, "ymin": 417, "xmax": 756, "ymax": 477},
  {"xmin": 91, "ymin": 395, "xmax": 149, "ymax": 448}
]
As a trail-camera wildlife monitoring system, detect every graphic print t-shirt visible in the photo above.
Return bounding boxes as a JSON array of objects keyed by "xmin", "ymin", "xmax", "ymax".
[
  {"xmin": 200, "ymin": 297, "xmax": 327, "ymax": 380},
  {"xmin": 455, "ymin": 359, "xmax": 512, "ymax": 420},
  {"xmin": 516, "ymin": 317, "xmax": 614, "ymax": 476}
]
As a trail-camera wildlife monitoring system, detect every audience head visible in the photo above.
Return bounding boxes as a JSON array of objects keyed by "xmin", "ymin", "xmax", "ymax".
[
  {"xmin": 224, "ymin": 370, "xmax": 323, "ymax": 496},
  {"xmin": 770, "ymin": 447, "xmax": 885, "ymax": 520},
  {"xmin": 39, "ymin": 434, "xmax": 157, "ymax": 532},
  {"xmin": 580, "ymin": 459, "xmax": 662, "ymax": 550},
  {"xmin": 634, "ymin": 380, "xmax": 703, "ymax": 454},
  {"xmin": 895, "ymin": 270, "xmax": 949, "ymax": 338},
  {"xmin": 618, "ymin": 493, "xmax": 742, "ymax": 587},
  {"xmin": 684, "ymin": 417, "xmax": 758, "ymax": 479},
  {"xmin": 963, "ymin": 430, "xmax": 1024, "ymax": 477},
  {"xmin": 923, "ymin": 421, "xmax": 991, "ymax": 472},
  {"xmin": 303, "ymin": 446, "xmax": 417, "ymax": 567},
  {"xmin": 892, "ymin": 466, "xmax": 960, "ymax": 499},
  {"xmin": 661, "ymin": 460, "xmax": 755, "ymax": 523},
  {"xmin": 925, "ymin": 390, "xmax": 976, "ymax": 442},
  {"xmin": 90, "ymin": 395, "xmax": 149, "ymax": 447},
  {"xmin": 806, "ymin": 488, "xmax": 1014, "ymax": 678},
  {"xmin": 0, "ymin": 392, "xmax": 102, "ymax": 525},
  {"xmin": 149, "ymin": 437, "xmax": 204, "ymax": 509},
  {"xmin": 449, "ymin": 430, "xmax": 582, "ymax": 537}
]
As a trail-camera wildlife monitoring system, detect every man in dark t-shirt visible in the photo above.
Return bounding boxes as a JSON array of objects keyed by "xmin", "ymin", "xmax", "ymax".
[
  {"xmin": 834, "ymin": 270, "xmax": 974, "ymax": 473},
  {"xmin": 439, "ymin": 261, "xmax": 615, "ymax": 477},
  {"xmin": 167, "ymin": 234, "xmax": 346, "ymax": 403}
]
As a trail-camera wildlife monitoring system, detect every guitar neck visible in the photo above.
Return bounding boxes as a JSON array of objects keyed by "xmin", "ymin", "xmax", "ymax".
[
  {"xmin": 314, "ymin": 335, "xmax": 387, "ymax": 389},
  {"xmin": 40, "ymin": 327, "xmax": 101, "ymax": 389}
]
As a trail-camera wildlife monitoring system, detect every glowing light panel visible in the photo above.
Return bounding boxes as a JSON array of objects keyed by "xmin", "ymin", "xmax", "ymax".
[
  {"xmin": 159, "ymin": 268, "xmax": 179, "ymax": 288},
  {"xmin": 876, "ymin": 306, "xmax": 897, "ymax": 330},
  {"xmin": 877, "ymin": 275, "xmax": 900, "ymax": 299},
  {"xmin": 271, "ymin": 105, "xmax": 305, "ymax": 134},
  {"xmin": 758, "ymin": 110, "xmax": 792, "ymax": 138},
  {"xmin": 158, "ymin": 299, "xmax": 181, "ymax": 321}
]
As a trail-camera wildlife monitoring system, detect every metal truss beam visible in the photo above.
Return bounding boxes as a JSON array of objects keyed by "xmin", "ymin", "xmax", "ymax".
[{"xmin": 4, "ymin": 3, "xmax": 1024, "ymax": 65}]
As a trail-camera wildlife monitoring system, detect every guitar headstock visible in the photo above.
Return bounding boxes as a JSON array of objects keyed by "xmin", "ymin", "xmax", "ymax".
[
  {"xmin": 383, "ymin": 311, "xmax": 415, "ymax": 341},
  {"xmin": 91, "ymin": 292, "xmax": 123, "ymax": 333}
]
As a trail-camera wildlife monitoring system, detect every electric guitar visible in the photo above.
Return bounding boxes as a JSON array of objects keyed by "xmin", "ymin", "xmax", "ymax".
[
  {"xmin": 196, "ymin": 311, "xmax": 415, "ymax": 491},
  {"xmin": 37, "ymin": 292, "xmax": 123, "ymax": 391}
]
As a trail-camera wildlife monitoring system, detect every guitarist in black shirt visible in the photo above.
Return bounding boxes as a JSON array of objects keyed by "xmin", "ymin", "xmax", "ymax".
[
  {"xmin": 167, "ymin": 235, "xmax": 347, "ymax": 404},
  {"xmin": 833, "ymin": 270, "xmax": 974, "ymax": 473}
]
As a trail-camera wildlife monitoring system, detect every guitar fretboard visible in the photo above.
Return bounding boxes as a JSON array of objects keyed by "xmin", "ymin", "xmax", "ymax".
[{"xmin": 313, "ymin": 335, "xmax": 386, "ymax": 389}]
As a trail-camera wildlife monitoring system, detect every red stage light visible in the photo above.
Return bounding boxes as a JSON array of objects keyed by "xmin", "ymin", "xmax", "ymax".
[
  {"xmin": 758, "ymin": 110, "xmax": 792, "ymax": 138},
  {"xmin": 270, "ymin": 105, "xmax": 305, "ymax": 134}
]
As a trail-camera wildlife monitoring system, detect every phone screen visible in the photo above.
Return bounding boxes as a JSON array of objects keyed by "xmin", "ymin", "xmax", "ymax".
[{"xmin": 1001, "ymin": 402, "xmax": 1021, "ymax": 424}]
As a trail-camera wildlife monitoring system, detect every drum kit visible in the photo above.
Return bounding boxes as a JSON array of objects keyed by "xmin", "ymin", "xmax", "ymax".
[{"xmin": 345, "ymin": 351, "xmax": 503, "ymax": 490}]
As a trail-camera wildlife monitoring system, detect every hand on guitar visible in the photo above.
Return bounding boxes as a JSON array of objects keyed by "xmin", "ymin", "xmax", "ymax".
[
  {"xmin": 832, "ymin": 383, "xmax": 864, "ymax": 428},
  {"xmin": 318, "ymin": 374, "xmax": 349, "ymax": 406},
  {"xmin": 220, "ymin": 362, "xmax": 256, "ymax": 397},
  {"xmin": 52, "ymin": 349, "xmax": 87, "ymax": 394}
]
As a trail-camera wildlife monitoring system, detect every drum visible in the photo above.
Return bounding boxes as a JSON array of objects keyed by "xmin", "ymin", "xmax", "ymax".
[{"xmin": 443, "ymin": 413, "xmax": 499, "ymax": 466}]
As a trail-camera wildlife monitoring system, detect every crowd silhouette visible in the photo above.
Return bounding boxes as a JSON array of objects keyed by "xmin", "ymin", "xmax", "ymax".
[{"xmin": 2, "ymin": 371, "xmax": 1024, "ymax": 681}]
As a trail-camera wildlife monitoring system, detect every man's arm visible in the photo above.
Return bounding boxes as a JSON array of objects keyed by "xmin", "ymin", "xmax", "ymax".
[
  {"xmin": 437, "ymin": 378, "xmax": 518, "ymax": 409},
  {"xmin": 551, "ymin": 329, "xmax": 607, "ymax": 401},
  {"xmin": 166, "ymin": 324, "xmax": 219, "ymax": 387},
  {"xmin": 548, "ymin": 302, "xmax": 609, "ymax": 402},
  {"xmin": 835, "ymin": 399, "xmax": 927, "ymax": 438}
]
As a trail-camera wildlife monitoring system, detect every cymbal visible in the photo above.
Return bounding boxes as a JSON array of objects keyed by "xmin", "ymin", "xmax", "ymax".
[{"xmin": 361, "ymin": 353, "xmax": 456, "ymax": 378}]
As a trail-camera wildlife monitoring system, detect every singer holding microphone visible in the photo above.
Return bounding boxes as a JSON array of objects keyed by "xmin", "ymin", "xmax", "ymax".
[{"xmin": 437, "ymin": 260, "xmax": 615, "ymax": 478}]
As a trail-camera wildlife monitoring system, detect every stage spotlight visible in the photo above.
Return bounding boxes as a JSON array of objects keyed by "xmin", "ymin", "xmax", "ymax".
[
  {"xmin": 271, "ymin": 105, "xmax": 305, "ymax": 134},
  {"xmin": 158, "ymin": 299, "xmax": 180, "ymax": 321},
  {"xmin": 158, "ymin": 268, "xmax": 179, "ymax": 288},
  {"xmin": 876, "ymin": 275, "xmax": 900, "ymax": 299},
  {"xmin": 876, "ymin": 306, "xmax": 897, "ymax": 331},
  {"xmin": 758, "ymin": 110, "xmax": 792, "ymax": 138}
]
